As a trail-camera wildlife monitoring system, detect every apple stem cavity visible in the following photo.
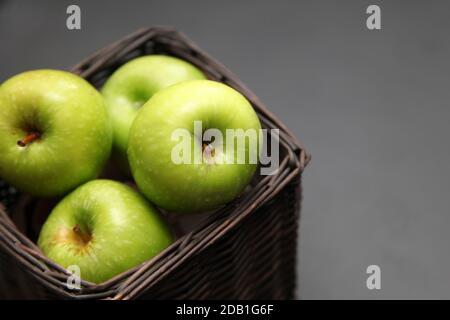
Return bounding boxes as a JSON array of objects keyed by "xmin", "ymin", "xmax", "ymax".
[
  {"xmin": 17, "ymin": 131, "xmax": 41, "ymax": 147},
  {"xmin": 72, "ymin": 224, "xmax": 92, "ymax": 245}
]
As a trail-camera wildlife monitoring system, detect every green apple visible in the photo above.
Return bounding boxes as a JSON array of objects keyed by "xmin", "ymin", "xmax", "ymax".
[
  {"xmin": 37, "ymin": 179, "xmax": 173, "ymax": 284},
  {"xmin": 128, "ymin": 80, "xmax": 262, "ymax": 213},
  {"xmin": 0, "ymin": 70, "xmax": 112, "ymax": 197},
  {"xmin": 101, "ymin": 55, "xmax": 206, "ymax": 171}
]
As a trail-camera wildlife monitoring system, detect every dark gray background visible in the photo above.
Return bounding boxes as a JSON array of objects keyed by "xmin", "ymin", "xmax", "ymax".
[{"xmin": 1, "ymin": 0, "xmax": 449, "ymax": 299}]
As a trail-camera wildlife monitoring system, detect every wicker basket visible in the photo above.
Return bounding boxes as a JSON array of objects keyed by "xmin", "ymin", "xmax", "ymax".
[{"xmin": 0, "ymin": 27, "xmax": 310, "ymax": 300}]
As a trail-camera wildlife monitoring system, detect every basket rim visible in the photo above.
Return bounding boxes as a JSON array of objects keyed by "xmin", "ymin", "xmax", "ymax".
[{"xmin": 0, "ymin": 26, "xmax": 309, "ymax": 300}]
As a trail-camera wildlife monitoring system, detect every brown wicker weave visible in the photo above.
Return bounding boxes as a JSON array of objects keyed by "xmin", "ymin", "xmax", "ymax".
[{"xmin": 0, "ymin": 27, "xmax": 310, "ymax": 300}]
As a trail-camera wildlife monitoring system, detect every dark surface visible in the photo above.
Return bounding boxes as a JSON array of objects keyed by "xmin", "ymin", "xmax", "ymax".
[{"xmin": 1, "ymin": 0, "xmax": 450, "ymax": 299}]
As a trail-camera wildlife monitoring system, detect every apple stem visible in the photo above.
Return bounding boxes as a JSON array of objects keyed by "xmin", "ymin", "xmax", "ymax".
[
  {"xmin": 17, "ymin": 131, "xmax": 40, "ymax": 147},
  {"xmin": 73, "ymin": 224, "xmax": 91, "ymax": 244}
]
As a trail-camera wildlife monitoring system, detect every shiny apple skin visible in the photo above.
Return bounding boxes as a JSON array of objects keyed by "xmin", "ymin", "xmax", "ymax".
[
  {"xmin": 37, "ymin": 179, "xmax": 173, "ymax": 284},
  {"xmin": 128, "ymin": 80, "xmax": 262, "ymax": 213},
  {"xmin": 0, "ymin": 70, "xmax": 112, "ymax": 197},
  {"xmin": 101, "ymin": 55, "xmax": 206, "ymax": 171}
]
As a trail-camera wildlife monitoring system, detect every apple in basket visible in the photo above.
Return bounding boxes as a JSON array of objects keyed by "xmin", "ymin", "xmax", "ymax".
[
  {"xmin": 101, "ymin": 55, "xmax": 206, "ymax": 172},
  {"xmin": 128, "ymin": 80, "xmax": 262, "ymax": 213},
  {"xmin": 37, "ymin": 180, "xmax": 173, "ymax": 284},
  {"xmin": 0, "ymin": 70, "xmax": 112, "ymax": 197}
]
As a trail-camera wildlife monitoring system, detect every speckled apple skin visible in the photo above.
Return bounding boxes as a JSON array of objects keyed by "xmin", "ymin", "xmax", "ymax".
[
  {"xmin": 128, "ymin": 80, "xmax": 262, "ymax": 214},
  {"xmin": 0, "ymin": 70, "xmax": 112, "ymax": 197},
  {"xmin": 37, "ymin": 179, "xmax": 173, "ymax": 284}
]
